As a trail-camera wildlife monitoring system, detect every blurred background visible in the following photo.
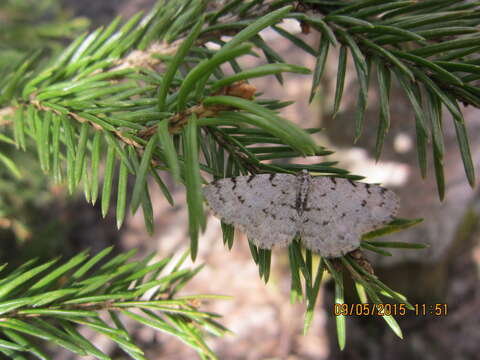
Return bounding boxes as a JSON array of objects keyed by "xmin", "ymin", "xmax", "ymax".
[{"xmin": 1, "ymin": 0, "xmax": 480, "ymax": 359}]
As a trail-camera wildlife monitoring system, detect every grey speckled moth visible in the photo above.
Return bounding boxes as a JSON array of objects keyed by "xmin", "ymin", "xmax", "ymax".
[{"xmin": 203, "ymin": 171, "xmax": 398, "ymax": 258}]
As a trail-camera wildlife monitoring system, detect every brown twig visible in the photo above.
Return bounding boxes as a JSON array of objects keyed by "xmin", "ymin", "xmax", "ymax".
[{"xmin": 138, "ymin": 80, "xmax": 256, "ymax": 138}]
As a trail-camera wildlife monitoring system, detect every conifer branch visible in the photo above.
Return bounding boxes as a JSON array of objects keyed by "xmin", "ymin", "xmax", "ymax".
[{"xmin": 0, "ymin": 248, "xmax": 229, "ymax": 359}]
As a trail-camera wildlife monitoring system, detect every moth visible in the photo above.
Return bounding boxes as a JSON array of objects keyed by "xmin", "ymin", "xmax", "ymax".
[{"xmin": 203, "ymin": 171, "xmax": 398, "ymax": 258}]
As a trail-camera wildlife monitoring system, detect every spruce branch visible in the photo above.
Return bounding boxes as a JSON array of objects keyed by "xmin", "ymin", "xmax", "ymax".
[{"xmin": 0, "ymin": 248, "xmax": 229, "ymax": 359}]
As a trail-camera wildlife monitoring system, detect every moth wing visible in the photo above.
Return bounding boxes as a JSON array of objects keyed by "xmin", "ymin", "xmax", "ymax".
[
  {"xmin": 300, "ymin": 177, "xmax": 398, "ymax": 257},
  {"xmin": 203, "ymin": 174, "xmax": 299, "ymax": 248}
]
